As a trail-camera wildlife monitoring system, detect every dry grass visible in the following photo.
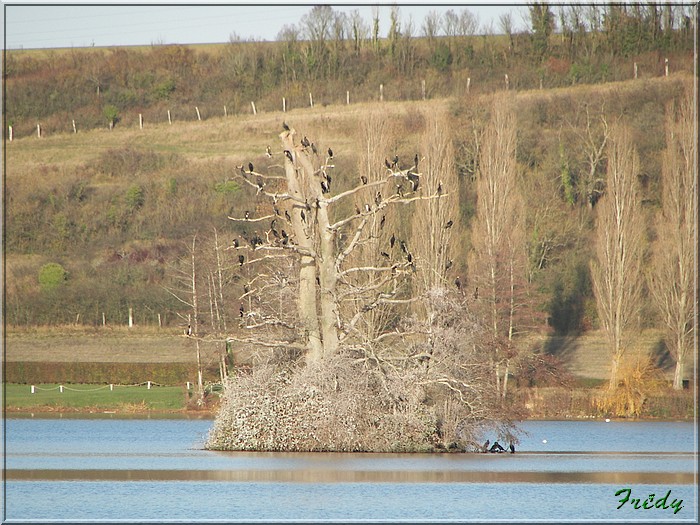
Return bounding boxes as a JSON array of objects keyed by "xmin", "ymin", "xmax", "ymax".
[{"xmin": 4, "ymin": 324, "xmax": 217, "ymax": 363}]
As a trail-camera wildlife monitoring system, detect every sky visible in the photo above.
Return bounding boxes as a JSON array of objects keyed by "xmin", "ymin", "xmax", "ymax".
[{"xmin": 2, "ymin": 3, "xmax": 533, "ymax": 50}]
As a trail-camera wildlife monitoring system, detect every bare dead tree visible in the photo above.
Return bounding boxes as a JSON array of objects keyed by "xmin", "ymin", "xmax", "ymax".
[
  {"xmin": 163, "ymin": 234, "xmax": 205, "ymax": 404},
  {"xmin": 208, "ymin": 119, "xmax": 514, "ymax": 451},
  {"xmin": 650, "ymin": 91, "xmax": 696, "ymax": 390},
  {"xmin": 225, "ymin": 121, "xmax": 430, "ymax": 366},
  {"xmin": 590, "ymin": 124, "xmax": 645, "ymax": 391}
]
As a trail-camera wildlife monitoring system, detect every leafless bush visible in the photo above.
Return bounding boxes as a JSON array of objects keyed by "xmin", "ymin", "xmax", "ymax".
[{"xmin": 207, "ymin": 286, "xmax": 517, "ymax": 452}]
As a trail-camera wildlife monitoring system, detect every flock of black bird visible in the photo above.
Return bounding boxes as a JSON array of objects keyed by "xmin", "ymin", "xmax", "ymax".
[
  {"xmin": 481, "ymin": 439, "xmax": 516, "ymax": 453},
  {"xmin": 233, "ymin": 123, "xmax": 470, "ymax": 293}
]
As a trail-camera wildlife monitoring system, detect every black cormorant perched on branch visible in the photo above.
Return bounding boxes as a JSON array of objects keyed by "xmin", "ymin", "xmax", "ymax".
[
  {"xmin": 248, "ymin": 162, "xmax": 254, "ymax": 173},
  {"xmin": 327, "ymin": 147, "xmax": 334, "ymax": 158},
  {"xmin": 361, "ymin": 175, "xmax": 368, "ymax": 185},
  {"xmin": 284, "ymin": 150, "xmax": 294, "ymax": 163},
  {"xmin": 455, "ymin": 276, "xmax": 462, "ymax": 290},
  {"xmin": 238, "ymin": 255, "xmax": 245, "ymax": 266},
  {"xmin": 282, "ymin": 122, "xmax": 290, "ymax": 131},
  {"xmin": 445, "ymin": 219, "xmax": 453, "ymax": 229},
  {"xmin": 385, "ymin": 159, "xmax": 392, "ymax": 170}
]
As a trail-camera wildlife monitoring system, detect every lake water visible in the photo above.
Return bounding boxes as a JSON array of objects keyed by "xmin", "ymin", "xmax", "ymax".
[{"xmin": 3, "ymin": 416, "xmax": 697, "ymax": 521}]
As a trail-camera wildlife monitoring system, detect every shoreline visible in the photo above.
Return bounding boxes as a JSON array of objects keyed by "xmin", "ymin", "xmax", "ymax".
[{"xmin": 5, "ymin": 405, "xmax": 692, "ymax": 423}]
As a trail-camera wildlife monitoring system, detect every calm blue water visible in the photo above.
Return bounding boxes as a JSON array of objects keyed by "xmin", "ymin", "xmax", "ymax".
[{"xmin": 3, "ymin": 417, "xmax": 698, "ymax": 521}]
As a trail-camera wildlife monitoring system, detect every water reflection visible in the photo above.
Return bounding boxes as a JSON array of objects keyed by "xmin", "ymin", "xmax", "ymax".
[{"xmin": 6, "ymin": 467, "xmax": 695, "ymax": 484}]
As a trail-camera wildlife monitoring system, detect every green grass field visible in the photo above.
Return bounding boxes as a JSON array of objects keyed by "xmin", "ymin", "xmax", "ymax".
[{"xmin": 4, "ymin": 383, "xmax": 190, "ymax": 412}]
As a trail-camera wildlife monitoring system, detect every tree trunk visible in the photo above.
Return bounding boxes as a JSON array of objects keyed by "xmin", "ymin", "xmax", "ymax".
[
  {"xmin": 280, "ymin": 130, "xmax": 324, "ymax": 363},
  {"xmin": 190, "ymin": 237, "xmax": 205, "ymax": 404}
]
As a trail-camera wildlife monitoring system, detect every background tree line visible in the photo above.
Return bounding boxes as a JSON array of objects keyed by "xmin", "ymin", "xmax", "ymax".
[{"xmin": 4, "ymin": 3, "xmax": 695, "ymax": 138}]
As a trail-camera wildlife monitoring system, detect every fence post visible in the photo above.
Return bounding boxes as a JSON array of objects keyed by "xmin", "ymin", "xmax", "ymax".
[
  {"xmin": 664, "ymin": 57, "xmax": 669, "ymax": 77},
  {"xmin": 128, "ymin": 307, "xmax": 133, "ymax": 328},
  {"xmin": 167, "ymin": 110, "xmax": 172, "ymax": 125},
  {"xmin": 309, "ymin": 92, "xmax": 314, "ymax": 107},
  {"xmin": 634, "ymin": 62, "xmax": 638, "ymax": 79},
  {"xmin": 147, "ymin": 381, "xmax": 152, "ymax": 389},
  {"xmin": 195, "ymin": 106, "xmax": 202, "ymax": 121},
  {"xmin": 504, "ymin": 74, "xmax": 510, "ymax": 90},
  {"xmin": 139, "ymin": 114, "xmax": 143, "ymax": 130},
  {"xmin": 224, "ymin": 105, "xmax": 228, "ymax": 117},
  {"xmin": 59, "ymin": 385, "xmax": 64, "ymax": 393},
  {"xmin": 37, "ymin": 124, "xmax": 42, "ymax": 138},
  {"xmin": 110, "ymin": 384, "xmax": 114, "ymax": 391},
  {"xmin": 251, "ymin": 101, "xmax": 257, "ymax": 115},
  {"xmin": 283, "ymin": 97, "xmax": 286, "ymax": 112},
  {"xmin": 102, "ymin": 312, "xmax": 106, "ymax": 326},
  {"xmin": 346, "ymin": 90, "xmax": 350, "ymax": 105},
  {"xmin": 31, "ymin": 385, "xmax": 35, "ymax": 394},
  {"xmin": 467, "ymin": 77, "xmax": 471, "ymax": 94},
  {"xmin": 421, "ymin": 79, "xmax": 426, "ymax": 100},
  {"xmin": 8, "ymin": 125, "xmax": 13, "ymax": 142},
  {"xmin": 187, "ymin": 381, "xmax": 191, "ymax": 390},
  {"xmin": 379, "ymin": 84, "xmax": 384, "ymax": 102},
  {"xmin": 72, "ymin": 119, "xmax": 77, "ymax": 133}
]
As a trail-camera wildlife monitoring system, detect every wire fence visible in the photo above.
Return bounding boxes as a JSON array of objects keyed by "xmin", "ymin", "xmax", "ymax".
[{"xmin": 29, "ymin": 381, "xmax": 222, "ymax": 394}]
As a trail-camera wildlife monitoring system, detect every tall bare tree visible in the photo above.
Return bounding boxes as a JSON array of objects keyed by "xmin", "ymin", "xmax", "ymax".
[
  {"xmin": 650, "ymin": 92, "xmax": 696, "ymax": 390},
  {"xmin": 164, "ymin": 234, "xmax": 205, "ymax": 404},
  {"xmin": 469, "ymin": 96, "xmax": 528, "ymax": 400},
  {"xmin": 590, "ymin": 124, "xmax": 645, "ymax": 391},
  {"xmin": 412, "ymin": 110, "xmax": 459, "ymax": 303}
]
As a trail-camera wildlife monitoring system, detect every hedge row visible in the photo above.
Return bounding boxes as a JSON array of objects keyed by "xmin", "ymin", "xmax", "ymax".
[{"xmin": 4, "ymin": 361, "xmax": 220, "ymax": 386}]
